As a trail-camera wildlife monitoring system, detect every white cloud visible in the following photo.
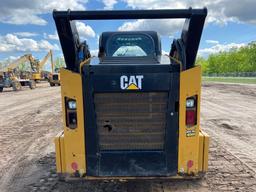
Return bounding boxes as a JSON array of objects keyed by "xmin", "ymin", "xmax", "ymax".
[
  {"xmin": 1, "ymin": 10, "xmax": 48, "ymax": 25},
  {"xmin": 0, "ymin": 0, "xmax": 255, "ymax": 26},
  {"xmin": 43, "ymin": 22, "xmax": 95, "ymax": 42},
  {"xmin": 7, "ymin": 56, "xmax": 19, "ymax": 60},
  {"xmin": 118, "ymin": 19, "xmax": 183, "ymax": 36},
  {"xmin": 122, "ymin": 0, "xmax": 256, "ymax": 25},
  {"xmin": 119, "ymin": 0, "xmax": 255, "ymax": 38},
  {"xmin": 96, "ymin": 34, "xmax": 100, "ymax": 45},
  {"xmin": 0, "ymin": 0, "xmax": 86, "ymax": 25},
  {"xmin": 0, "ymin": 55, "xmax": 19, "ymax": 67},
  {"xmin": 223, "ymin": 0, "xmax": 256, "ymax": 24},
  {"xmin": 199, "ymin": 42, "xmax": 246, "ymax": 57},
  {"xmin": 48, "ymin": 32, "xmax": 59, "ymax": 40},
  {"xmin": 13, "ymin": 32, "xmax": 38, "ymax": 37},
  {"xmin": 76, "ymin": 21, "xmax": 96, "ymax": 39},
  {"xmin": 1, "ymin": 55, "xmax": 19, "ymax": 62},
  {"xmin": 123, "ymin": 0, "xmax": 184, "ymax": 9},
  {"xmin": 206, "ymin": 40, "xmax": 219, "ymax": 44},
  {"xmin": 162, "ymin": 50, "xmax": 169, "ymax": 55},
  {"xmin": 0, "ymin": 33, "xmax": 59, "ymax": 52},
  {"xmin": 90, "ymin": 49, "xmax": 99, "ymax": 57},
  {"xmin": 102, "ymin": 0, "xmax": 118, "ymax": 9},
  {"xmin": 38, "ymin": 40, "xmax": 59, "ymax": 50},
  {"xmin": 44, "ymin": 31, "xmax": 59, "ymax": 40}
]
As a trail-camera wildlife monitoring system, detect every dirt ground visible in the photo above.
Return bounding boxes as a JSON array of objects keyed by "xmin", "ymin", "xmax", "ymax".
[{"xmin": 0, "ymin": 82, "xmax": 255, "ymax": 192}]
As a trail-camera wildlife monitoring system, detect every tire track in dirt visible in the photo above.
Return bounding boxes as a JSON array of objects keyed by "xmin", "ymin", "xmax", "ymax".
[
  {"xmin": 0, "ymin": 83, "xmax": 62, "ymax": 192},
  {"xmin": 205, "ymin": 122, "xmax": 256, "ymax": 176},
  {"xmin": 0, "ymin": 87, "xmax": 59, "ymax": 117},
  {"xmin": 25, "ymin": 137, "xmax": 256, "ymax": 192},
  {"xmin": 201, "ymin": 82, "xmax": 256, "ymax": 177}
]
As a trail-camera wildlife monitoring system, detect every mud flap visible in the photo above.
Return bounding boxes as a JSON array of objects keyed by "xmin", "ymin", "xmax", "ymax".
[{"xmin": 198, "ymin": 131, "xmax": 209, "ymax": 172}]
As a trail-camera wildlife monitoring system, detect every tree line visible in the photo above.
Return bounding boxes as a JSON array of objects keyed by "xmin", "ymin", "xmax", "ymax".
[{"xmin": 196, "ymin": 42, "xmax": 256, "ymax": 75}]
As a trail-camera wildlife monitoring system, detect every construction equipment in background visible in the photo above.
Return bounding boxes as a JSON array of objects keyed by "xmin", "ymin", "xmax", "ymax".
[
  {"xmin": 48, "ymin": 59, "xmax": 61, "ymax": 86},
  {"xmin": 30, "ymin": 50, "xmax": 53, "ymax": 82},
  {"xmin": 0, "ymin": 54, "xmax": 36, "ymax": 92},
  {"xmin": 53, "ymin": 8, "xmax": 209, "ymax": 180}
]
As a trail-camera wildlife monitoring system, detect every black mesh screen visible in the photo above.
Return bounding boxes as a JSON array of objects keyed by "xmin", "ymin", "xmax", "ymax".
[{"xmin": 94, "ymin": 92, "xmax": 168, "ymax": 151}]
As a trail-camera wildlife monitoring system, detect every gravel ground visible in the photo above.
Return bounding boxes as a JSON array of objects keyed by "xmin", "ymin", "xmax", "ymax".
[{"xmin": 0, "ymin": 82, "xmax": 255, "ymax": 192}]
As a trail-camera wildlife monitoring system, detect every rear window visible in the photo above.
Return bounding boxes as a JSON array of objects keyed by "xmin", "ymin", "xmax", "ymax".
[{"xmin": 106, "ymin": 34, "xmax": 155, "ymax": 57}]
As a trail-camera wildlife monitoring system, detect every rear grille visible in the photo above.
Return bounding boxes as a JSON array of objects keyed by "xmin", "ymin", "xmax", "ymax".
[{"xmin": 94, "ymin": 92, "xmax": 168, "ymax": 151}]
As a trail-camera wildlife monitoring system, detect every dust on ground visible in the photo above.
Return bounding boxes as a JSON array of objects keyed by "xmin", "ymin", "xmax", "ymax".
[{"xmin": 0, "ymin": 82, "xmax": 255, "ymax": 192}]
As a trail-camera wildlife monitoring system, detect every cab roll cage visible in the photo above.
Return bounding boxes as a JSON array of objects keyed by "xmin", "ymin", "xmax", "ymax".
[{"xmin": 53, "ymin": 8, "xmax": 207, "ymax": 72}]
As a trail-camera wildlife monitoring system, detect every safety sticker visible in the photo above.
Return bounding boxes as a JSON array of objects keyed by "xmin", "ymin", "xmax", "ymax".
[{"xmin": 186, "ymin": 129, "xmax": 196, "ymax": 137}]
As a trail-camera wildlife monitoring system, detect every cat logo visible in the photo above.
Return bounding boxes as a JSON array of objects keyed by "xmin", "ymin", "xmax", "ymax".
[{"xmin": 120, "ymin": 75, "xmax": 144, "ymax": 90}]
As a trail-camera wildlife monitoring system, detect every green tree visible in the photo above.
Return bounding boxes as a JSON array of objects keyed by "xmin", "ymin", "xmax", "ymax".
[
  {"xmin": 197, "ymin": 42, "xmax": 256, "ymax": 75},
  {"xmin": 18, "ymin": 62, "xmax": 31, "ymax": 71},
  {"xmin": 54, "ymin": 57, "xmax": 66, "ymax": 69}
]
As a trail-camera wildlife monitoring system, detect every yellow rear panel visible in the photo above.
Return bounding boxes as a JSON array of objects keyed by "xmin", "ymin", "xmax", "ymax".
[
  {"xmin": 178, "ymin": 66, "xmax": 202, "ymax": 175},
  {"xmin": 60, "ymin": 68, "xmax": 86, "ymax": 175}
]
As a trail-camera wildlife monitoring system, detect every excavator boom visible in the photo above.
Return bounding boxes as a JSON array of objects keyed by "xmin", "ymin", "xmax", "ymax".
[
  {"xmin": 38, "ymin": 50, "xmax": 53, "ymax": 70},
  {"xmin": 30, "ymin": 50, "xmax": 53, "ymax": 81},
  {"xmin": 3, "ymin": 54, "xmax": 32, "ymax": 71}
]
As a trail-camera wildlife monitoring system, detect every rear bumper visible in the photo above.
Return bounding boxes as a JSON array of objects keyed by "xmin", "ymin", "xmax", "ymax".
[
  {"xmin": 58, "ymin": 173, "xmax": 205, "ymax": 181},
  {"xmin": 54, "ymin": 130, "xmax": 209, "ymax": 180}
]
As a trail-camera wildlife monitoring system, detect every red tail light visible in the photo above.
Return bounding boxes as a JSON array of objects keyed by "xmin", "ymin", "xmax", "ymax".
[
  {"xmin": 186, "ymin": 110, "xmax": 196, "ymax": 126},
  {"xmin": 186, "ymin": 96, "xmax": 197, "ymax": 127}
]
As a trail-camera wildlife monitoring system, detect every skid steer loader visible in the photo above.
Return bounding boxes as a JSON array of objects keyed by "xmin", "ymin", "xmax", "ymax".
[
  {"xmin": 0, "ymin": 54, "xmax": 36, "ymax": 92},
  {"xmin": 53, "ymin": 8, "xmax": 209, "ymax": 180}
]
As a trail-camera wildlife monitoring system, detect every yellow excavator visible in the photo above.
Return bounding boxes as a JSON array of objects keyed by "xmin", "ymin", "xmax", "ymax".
[
  {"xmin": 30, "ymin": 50, "xmax": 53, "ymax": 82},
  {"xmin": 0, "ymin": 54, "xmax": 36, "ymax": 92}
]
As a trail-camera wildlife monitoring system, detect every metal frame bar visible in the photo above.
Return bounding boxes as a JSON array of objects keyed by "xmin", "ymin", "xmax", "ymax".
[
  {"xmin": 53, "ymin": 8, "xmax": 207, "ymax": 72},
  {"xmin": 53, "ymin": 9, "xmax": 207, "ymax": 20}
]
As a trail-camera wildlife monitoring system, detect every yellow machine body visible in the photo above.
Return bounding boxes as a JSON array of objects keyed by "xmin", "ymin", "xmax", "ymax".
[
  {"xmin": 32, "ymin": 73, "xmax": 41, "ymax": 81},
  {"xmin": 54, "ymin": 66, "xmax": 209, "ymax": 179},
  {"xmin": 49, "ymin": 73, "xmax": 61, "ymax": 86}
]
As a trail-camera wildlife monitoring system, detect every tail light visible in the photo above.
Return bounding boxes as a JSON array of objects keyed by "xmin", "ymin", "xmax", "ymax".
[
  {"xmin": 186, "ymin": 96, "xmax": 197, "ymax": 127},
  {"xmin": 65, "ymin": 97, "xmax": 77, "ymax": 129}
]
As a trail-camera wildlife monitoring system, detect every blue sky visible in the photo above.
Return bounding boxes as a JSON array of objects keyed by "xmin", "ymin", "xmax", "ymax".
[{"xmin": 0, "ymin": 0, "xmax": 256, "ymax": 70}]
